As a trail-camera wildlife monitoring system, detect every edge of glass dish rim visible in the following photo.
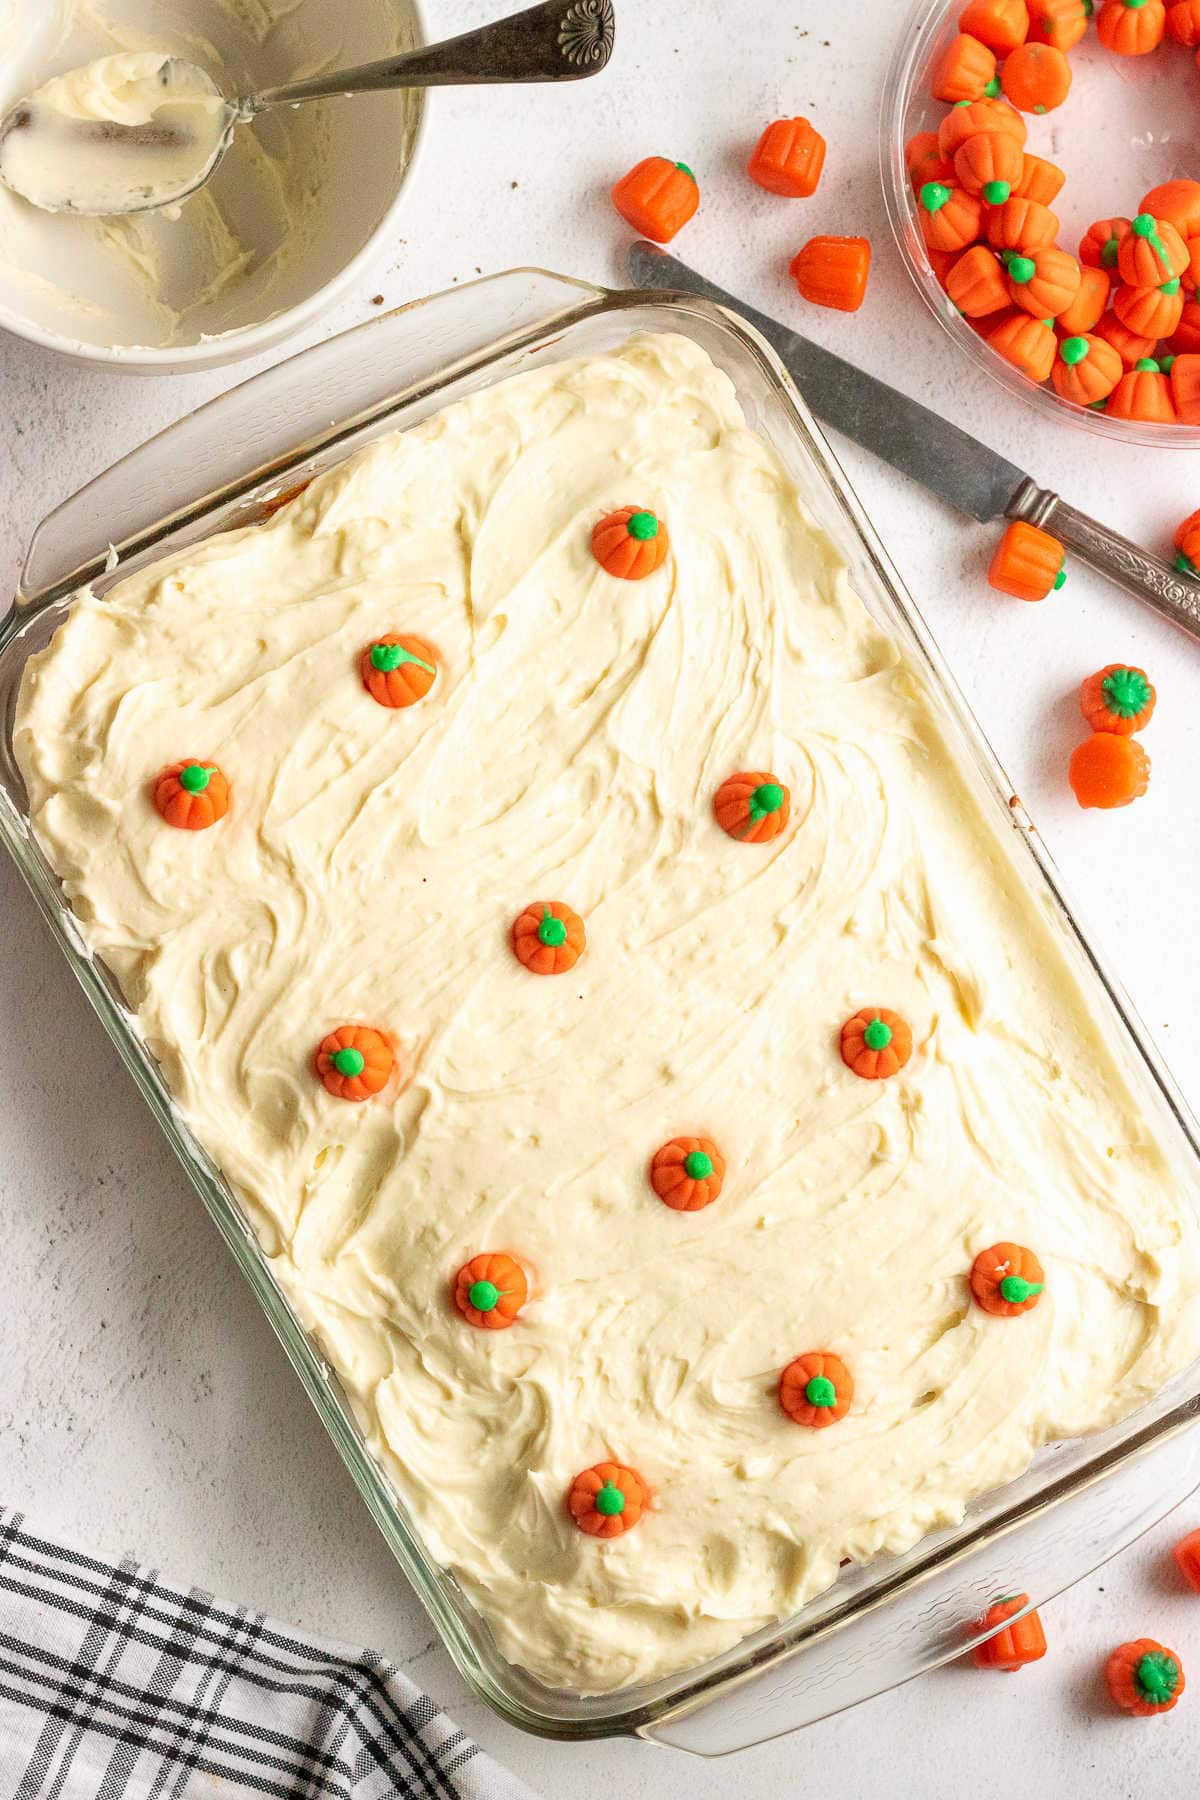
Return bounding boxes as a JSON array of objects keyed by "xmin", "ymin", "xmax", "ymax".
[{"xmin": 1, "ymin": 267, "xmax": 1199, "ymax": 1745}]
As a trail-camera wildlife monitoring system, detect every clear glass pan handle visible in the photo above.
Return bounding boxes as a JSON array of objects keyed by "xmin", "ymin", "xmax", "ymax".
[
  {"xmin": 15, "ymin": 269, "xmax": 604, "ymax": 613},
  {"xmin": 645, "ymin": 1415, "xmax": 1200, "ymax": 1754}
]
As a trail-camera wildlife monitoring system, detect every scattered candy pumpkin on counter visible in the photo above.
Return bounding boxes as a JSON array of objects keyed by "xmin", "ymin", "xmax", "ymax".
[
  {"xmin": 1012, "ymin": 152, "xmax": 1065, "ymax": 205},
  {"xmin": 790, "ymin": 235, "xmax": 872, "ymax": 310},
  {"xmin": 314, "ymin": 1024, "xmax": 394, "ymax": 1101},
  {"xmin": 511, "ymin": 901, "xmax": 586, "ymax": 974},
  {"xmin": 1105, "ymin": 1639, "xmax": 1185, "ymax": 1715},
  {"xmin": 840, "ymin": 1007, "xmax": 913, "ymax": 1080},
  {"xmin": 1171, "ymin": 1528, "xmax": 1200, "ymax": 1590},
  {"xmin": 1002, "ymin": 40, "xmax": 1074, "ymax": 112},
  {"xmin": 970, "ymin": 1242, "xmax": 1045, "ymax": 1315},
  {"xmin": 1051, "ymin": 332, "xmax": 1123, "ymax": 403},
  {"xmin": 778, "ymin": 1351, "xmax": 854, "ymax": 1427},
  {"xmin": 1055, "ymin": 265, "xmax": 1111, "ymax": 335},
  {"xmin": 591, "ymin": 505, "xmax": 670, "ymax": 579},
  {"xmin": 947, "ymin": 244, "xmax": 1011, "ymax": 315},
  {"xmin": 360, "ymin": 634, "xmax": 438, "ymax": 709},
  {"xmin": 649, "ymin": 1135, "xmax": 726, "ymax": 1211},
  {"xmin": 972, "ymin": 1595, "xmax": 1049, "ymax": 1670},
  {"xmin": 1096, "ymin": 0, "xmax": 1168, "ymax": 53},
  {"xmin": 1175, "ymin": 505, "xmax": 1200, "ymax": 569},
  {"xmin": 748, "ymin": 116, "xmax": 827, "ymax": 196},
  {"xmin": 985, "ymin": 195, "xmax": 1059, "ymax": 250},
  {"xmin": 713, "ymin": 770, "xmax": 791, "ymax": 843},
  {"xmin": 953, "ymin": 129, "xmax": 1025, "ymax": 202},
  {"xmin": 1030, "ymin": 0, "xmax": 1091, "ymax": 49},
  {"xmin": 1003, "ymin": 243, "xmax": 1082, "ymax": 316},
  {"xmin": 567, "ymin": 1463, "xmax": 650, "ymax": 1538},
  {"xmin": 959, "ymin": 0, "xmax": 1033, "ymax": 55},
  {"xmin": 452, "ymin": 1252, "xmax": 528, "ymax": 1330},
  {"xmin": 1068, "ymin": 732, "xmax": 1152, "ymax": 807},
  {"xmin": 987, "ymin": 309, "xmax": 1057, "ymax": 379},
  {"xmin": 153, "ymin": 760, "xmax": 230, "ymax": 831},
  {"xmin": 1079, "ymin": 664, "xmax": 1156, "ymax": 733},
  {"xmin": 987, "ymin": 519, "xmax": 1066, "ymax": 599},
  {"xmin": 611, "ymin": 156, "xmax": 698, "ymax": 243},
  {"xmin": 932, "ymin": 33, "xmax": 1001, "ymax": 102}
]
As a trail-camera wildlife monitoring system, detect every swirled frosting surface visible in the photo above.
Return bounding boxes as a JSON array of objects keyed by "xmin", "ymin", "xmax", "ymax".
[{"xmin": 15, "ymin": 334, "xmax": 1200, "ymax": 1693}]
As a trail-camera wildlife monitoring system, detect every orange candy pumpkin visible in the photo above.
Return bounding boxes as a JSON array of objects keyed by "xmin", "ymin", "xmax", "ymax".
[
  {"xmin": 937, "ymin": 97, "xmax": 1026, "ymax": 159},
  {"xmin": 947, "ymin": 244, "xmax": 1010, "ymax": 316},
  {"xmin": 649, "ymin": 1135, "xmax": 726, "ymax": 1212},
  {"xmin": 985, "ymin": 195, "xmax": 1058, "ymax": 251},
  {"xmin": 969, "ymin": 1242, "xmax": 1045, "ymax": 1315},
  {"xmin": 591, "ymin": 506, "xmax": 670, "ymax": 579},
  {"xmin": 314, "ymin": 1024, "xmax": 394, "ymax": 1101},
  {"xmin": 1096, "ymin": 0, "xmax": 1167, "ymax": 52},
  {"xmin": 153, "ymin": 760, "xmax": 230, "ymax": 831},
  {"xmin": 1171, "ymin": 1528, "xmax": 1200, "ymax": 1591},
  {"xmin": 1029, "ymin": 0, "xmax": 1090, "ymax": 48},
  {"xmin": 713, "ymin": 770, "xmax": 791, "ymax": 843},
  {"xmin": 1079, "ymin": 664, "xmax": 1156, "ymax": 734},
  {"xmin": 778, "ymin": 1351, "xmax": 854, "ymax": 1427},
  {"xmin": 567, "ymin": 1462, "xmax": 649, "ymax": 1538},
  {"xmin": 1106, "ymin": 358, "xmax": 1179, "ymax": 421},
  {"xmin": 1105, "ymin": 1639, "xmax": 1185, "ymax": 1716},
  {"xmin": 972, "ymin": 1595, "xmax": 1049, "ymax": 1670},
  {"xmin": 1167, "ymin": 0, "xmax": 1200, "ymax": 41},
  {"xmin": 789, "ymin": 236, "xmax": 872, "ymax": 311},
  {"xmin": 1002, "ymin": 40, "xmax": 1073, "ymax": 113},
  {"xmin": 840, "ymin": 1007, "xmax": 913, "ymax": 1080},
  {"xmin": 1011, "ymin": 153, "xmax": 1065, "ymax": 206},
  {"xmin": 611, "ymin": 156, "xmax": 698, "ymax": 243},
  {"xmin": 954, "ymin": 131, "xmax": 1025, "ymax": 203},
  {"xmin": 1142, "ymin": 179, "xmax": 1200, "ymax": 242},
  {"xmin": 360, "ymin": 634, "xmax": 438, "ymax": 709},
  {"xmin": 1051, "ymin": 333, "xmax": 1123, "ymax": 405},
  {"xmin": 511, "ymin": 901, "xmax": 586, "ymax": 974},
  {"xmin": 1080, "ymin": 215, "xmax": 1131, "ymax": 270},
  {"xmin": 452, "ymin": 1252, "xmax": 528, "ymax": 1330},
  {"xmin": 1176, "ymin": 505, "xmax": 1200, "ymax": 570},
  {"xmin": 987, "ymin": 310, "xmax": 1056, "ymax": 380},
  {"xmin": 987, "ymin": 520, "xmax": 1065, "ymax": 599},
  {"xmin": 1117, "ymin": 215, "xmax": 1190, "ymax": 287},
  {"xmin": 1003, "ymin": 243, "xmax": 1081, "ymax": 317},
  {"xmin": 1170, "ymin": 353, "xmax": 1200, "ymax": 421},
  {"xmin": 1068, "ymin": 732, "xmax": 1151, "ymax": 807},
  {"xmin": 1055, "ymin": 265, "xmax": 1111, "ymax": 336},
  {"xmin": 1113, "ymin": 282, "xmax": 1185, "ymax": 342},
  {"xmin": 1169, "ymin": 300, "xmax": 1200, "ymax": 355},
  {"xmin": 919, "ymin": 182, "xmax": 984, "ymax": 253},
  {"xmin": 1093, "ymin": 309, "xmax": 1158, "ymax": 369},
  {"xmin": 906, "ymin": 131, "xmax": 953, "ymax": 190},
  {"xmin": 959, "ymin": 0, "xmax": 1033, "ymax": 54},
  {"xmin": 748, "ymin": 117, "xmax": 826, "ymax": 197},
  {"xmin": 932, "ymin": 33, "xmax": 1000, "ymax": 102}
]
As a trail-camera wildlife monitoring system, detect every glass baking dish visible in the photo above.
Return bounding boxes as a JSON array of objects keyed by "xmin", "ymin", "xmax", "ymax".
[{"xmin": 3, "ymin": 268, "xmax": 1200, "ymax": 1755}]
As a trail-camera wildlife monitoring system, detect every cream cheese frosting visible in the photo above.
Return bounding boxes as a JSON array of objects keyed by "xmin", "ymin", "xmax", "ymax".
[{"xmin": 15, "ymin": 333, "xmax": 1200, "ymax": 1694}]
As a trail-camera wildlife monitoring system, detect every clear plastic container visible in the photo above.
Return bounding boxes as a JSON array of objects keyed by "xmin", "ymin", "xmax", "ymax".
[
  {"xmin": 882, "ymin": 0, "xmax": 1200, "ymax": 448},
  {"xmin": 3, "ymin": 269, "xmax": 1200, "ymax": 1753}
]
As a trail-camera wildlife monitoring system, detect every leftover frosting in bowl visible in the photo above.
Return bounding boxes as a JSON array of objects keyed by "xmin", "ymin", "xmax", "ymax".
[{"xmin": 15, "ymin": 333, "xmax": 1200, "ymax": 1692}]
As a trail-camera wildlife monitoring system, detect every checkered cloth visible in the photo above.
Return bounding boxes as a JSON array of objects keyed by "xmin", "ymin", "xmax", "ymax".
[{"xmin": 0, "ymin": 1508, "xmax": 536, "ymax": 1800}]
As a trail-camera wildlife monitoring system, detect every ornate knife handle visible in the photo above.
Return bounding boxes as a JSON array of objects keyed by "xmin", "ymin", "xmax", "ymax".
[{"xmin": 1008, "ymin": 480, "xmax": 1200, "ymax": 641}]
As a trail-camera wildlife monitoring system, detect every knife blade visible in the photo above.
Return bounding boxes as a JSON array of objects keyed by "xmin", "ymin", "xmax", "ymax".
[{"xmin": 627, "ymin": 242, "xmax": 1200, "ymax": 642}]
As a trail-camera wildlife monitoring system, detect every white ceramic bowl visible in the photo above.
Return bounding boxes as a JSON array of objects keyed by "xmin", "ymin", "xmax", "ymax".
[{"xmin": 0, "ymin": 0, "xmax": 425, "ymax": 372}]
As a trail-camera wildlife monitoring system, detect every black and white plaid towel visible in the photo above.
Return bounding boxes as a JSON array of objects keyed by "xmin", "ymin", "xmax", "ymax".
[{"xmin": 0, "ymin": 1508, "xmax": 537, "ymax": 1800}]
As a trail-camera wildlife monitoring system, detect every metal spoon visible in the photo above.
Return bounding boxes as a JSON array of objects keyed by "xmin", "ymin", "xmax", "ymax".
[{"xmin": 0, "ymin": 0, "xmax": 616, "ymax": 217}]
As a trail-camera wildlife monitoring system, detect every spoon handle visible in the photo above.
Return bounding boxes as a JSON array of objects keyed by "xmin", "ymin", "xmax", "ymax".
[{"xmin": 246, "ymin": 0, "xmax": 615, "ymax": 111}]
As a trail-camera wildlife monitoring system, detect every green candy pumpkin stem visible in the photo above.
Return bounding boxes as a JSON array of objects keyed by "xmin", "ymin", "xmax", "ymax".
[
  {"xmin": 748, "ymin": 782, "xmax": 785, "ymax": 822},
  {"xmin": 370, "ymin": 642, "xmax": 435, "ymax": 676},
  {"xmin": 179, "ymin": 763, "xmax": 213, "ymax": 794},
  {"xmin": 804, "ymin": 1375, "xmax": 837, "ymax": 1409},
  {"xmin": 684, "ymin": 1150, "xmax": 713, "ymax": 1181},
  {"xmin": 537, "ymin": 909, "xmax": 568, "ymax": 949},
  {"xmin": 330, "ymin": 1047, "xmax": 365, "ymax": 1078},
  {"xmin": 594, "ymin": 1481, "xmax": 626, "ymax": 1517},
  {"xmin": 1131, "ymin": 211, "xmax": 1169, "ymax": 270},
  {"xmin": 1134, "ymin": 1651, "xmax": 1180, "ymax": 1705},
  {"xmin": 468, "ymin": 1279, "xmax": 500, "ymax": 1313},
  {"xmin": 999, "ymin": 1274, "xmax": 1043, "ymax": 1304},
  {"xmin": 863, "ymin": 1018, "xmax": 892, "ymax": 1052},
  {"xmin": 627, "ymin": 510, "xmax": 660, "ymax": 541},
  {"xmin": 1101, "ymin": 668, "xmax": 1152, "ymax": 718}
]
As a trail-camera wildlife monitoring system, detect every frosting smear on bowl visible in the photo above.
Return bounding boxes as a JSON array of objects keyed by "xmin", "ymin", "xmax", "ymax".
[{"xmin": 14, "ymin": 334, "xmax": 1200, "ymax": 1694}]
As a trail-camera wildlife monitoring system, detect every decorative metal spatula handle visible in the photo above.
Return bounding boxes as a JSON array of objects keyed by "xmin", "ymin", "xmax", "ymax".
[{"xmin": 1007, "ymin": 482, "xmax": 1200, "ymax": 637}]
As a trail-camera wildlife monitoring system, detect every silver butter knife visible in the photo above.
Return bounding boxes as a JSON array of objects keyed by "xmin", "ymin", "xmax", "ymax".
[{"xmin": 628, "ymin": 242, "xmax": 1200, "ymax": 642}]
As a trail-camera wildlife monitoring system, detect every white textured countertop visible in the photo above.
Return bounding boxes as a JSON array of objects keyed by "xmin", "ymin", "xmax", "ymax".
[{"xmin": 4, "ymin": 3, "xmax": 1200, "ymax": 1794}]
